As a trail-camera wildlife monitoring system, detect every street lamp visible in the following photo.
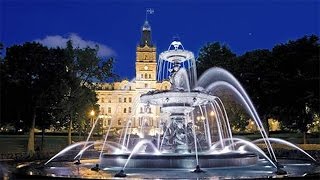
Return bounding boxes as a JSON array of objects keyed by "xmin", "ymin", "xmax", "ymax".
[{"xmin": 90, "ymin": 110, "xmax": 95, "ymax": 116}]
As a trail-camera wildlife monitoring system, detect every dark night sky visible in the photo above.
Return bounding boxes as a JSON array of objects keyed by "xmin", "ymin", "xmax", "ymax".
[{"xmin": 1, "ymin": 0, "xmax": 319, "ymax": 79}]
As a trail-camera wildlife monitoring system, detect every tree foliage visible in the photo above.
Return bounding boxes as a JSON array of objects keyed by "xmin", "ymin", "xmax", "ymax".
[
  {"xmin": 57, "ymin": 41, "xmax": 115, "ymax": 144},
  {"xmin": 0, "ymin": 40, "xmax": 116, "ymax": 153},
  {"xmin": 196, "ymin": 42, "xmax": 236, "ymax": 76},
  {"xmin": 272, "ymin": 35, "xmax": 319, "ymax": 135},
  {"xmin": 196, "ymin": 35, "xmax": 320, "ymax": 136},
  {"xmin": 0, "ymin": 43, "xmax": 71, "ymax": 154}
]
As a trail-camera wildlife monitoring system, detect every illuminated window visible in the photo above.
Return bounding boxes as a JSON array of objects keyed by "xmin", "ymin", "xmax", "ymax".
[{"xmin": 139, "ymin": 117, "xmax": 143, "ymax": 126}]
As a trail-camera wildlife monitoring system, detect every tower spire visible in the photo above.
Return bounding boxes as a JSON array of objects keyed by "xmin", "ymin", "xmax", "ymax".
[{"xmin": 140, "ymin": 9, "xmax": 154, "ymax": 47}]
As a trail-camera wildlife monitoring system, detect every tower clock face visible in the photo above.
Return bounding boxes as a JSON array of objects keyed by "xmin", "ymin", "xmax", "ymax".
[{"xmin": 144, "ymin": 65, "xmax": 148, "ymax": 70}]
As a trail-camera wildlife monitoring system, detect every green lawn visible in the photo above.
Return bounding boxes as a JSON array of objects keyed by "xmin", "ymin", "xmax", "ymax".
[
  {"xmin": 0, "ymin": 134, "xmax": 99, "ymax": 154},
  {"xmin": 0, "ymin": 132, "xmax": 318, "ymax": 154},
  {"xmin": 235, "ymin": 132, "xmax": 320, "ymax": 144}
]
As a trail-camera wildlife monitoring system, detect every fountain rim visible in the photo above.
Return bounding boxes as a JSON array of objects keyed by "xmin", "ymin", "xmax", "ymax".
[
  {"xmin": 102, "ymin": 152, "xmax": 258, "ymax": 159},
  {"xmin": 140, "ymin": 90, "xmax": 216, "ymax": 107},
  {"xmin": 159, "ymin": 49, "xmax": 194, "ymax": 63}
]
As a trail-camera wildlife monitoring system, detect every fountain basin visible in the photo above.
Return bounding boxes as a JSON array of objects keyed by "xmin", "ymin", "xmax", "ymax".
[{"xmin": 100, "ymin": 152, "xmax": 258, "ymax": 169}]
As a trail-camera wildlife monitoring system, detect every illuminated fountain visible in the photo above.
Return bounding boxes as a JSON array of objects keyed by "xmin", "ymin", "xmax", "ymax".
[
  {"xmin": 100, "ymin": 40, "xmax": 274, "ymax": 172},
  {"xmin": 15, "ymin": 40, "xmax": 318, "ymax": 179}
]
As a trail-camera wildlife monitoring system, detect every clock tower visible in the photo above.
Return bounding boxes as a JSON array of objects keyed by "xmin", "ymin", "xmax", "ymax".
[{"xmin": 135, "ymin": 20, "xmax": 157, "ymax": 90}]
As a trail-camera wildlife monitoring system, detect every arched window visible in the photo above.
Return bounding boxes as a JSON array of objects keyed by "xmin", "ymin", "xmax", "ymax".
[
  {"xmin": 145, "ymin": 73, "xmax": 148, "ymax": 79},
  {"xmin": 124, "ymin": 108, "xmax": 127, "ymax": 113},
  {"xmin": 141, "ymin": 74, "xmax": 143, "ymax": 79},
  {"xmin": 149, "ymin": 74, "xmax": 151, "ymax": 79},
  {"xmin": 140, "ymin": 107, "xmax": 143, "ymax": 113},
  {"xmin": 145, "ymin": 83, "xmax": 148, "ymax": 88}
]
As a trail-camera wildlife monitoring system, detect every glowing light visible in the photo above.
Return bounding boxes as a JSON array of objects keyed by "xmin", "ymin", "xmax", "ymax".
[
  {"xmin": 90, "ymin": 110, "xmax": 95, "ymax": 116},
  {"xmin": 210, "ymin": 111, "xmax": 215, "ymax": 117}
]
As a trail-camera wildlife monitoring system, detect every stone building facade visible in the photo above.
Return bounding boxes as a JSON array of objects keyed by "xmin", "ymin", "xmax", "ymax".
[{"xmin": 95, "ymin": 21, "xmax": 170, "ymax": 134}]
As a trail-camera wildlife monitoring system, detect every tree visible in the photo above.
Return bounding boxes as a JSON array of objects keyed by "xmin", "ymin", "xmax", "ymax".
[
  {"xmin": 2, "ymin": 43, "xmax": 70, "ymax": 155},
  {"xmin": 195, "ymin": 36, "xmax": 320, "ymax": 138},
  {"xmin": 58, "ymin": 41, "xmax": 115, "ymax": 145},
  {"xmin": 236, "ymin": 49, "xmax": 281, "ymax": 134},
  {"xmin": 196, "ymin": 42, "xmax": 251, "ymax": 132},
  {"xmin": 272, "ymin": 35, "xmax": 319, "ymax": 143},
  {"xmin": 196, "ymin": 42, "xmax": 236, "ymax": 77}
]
